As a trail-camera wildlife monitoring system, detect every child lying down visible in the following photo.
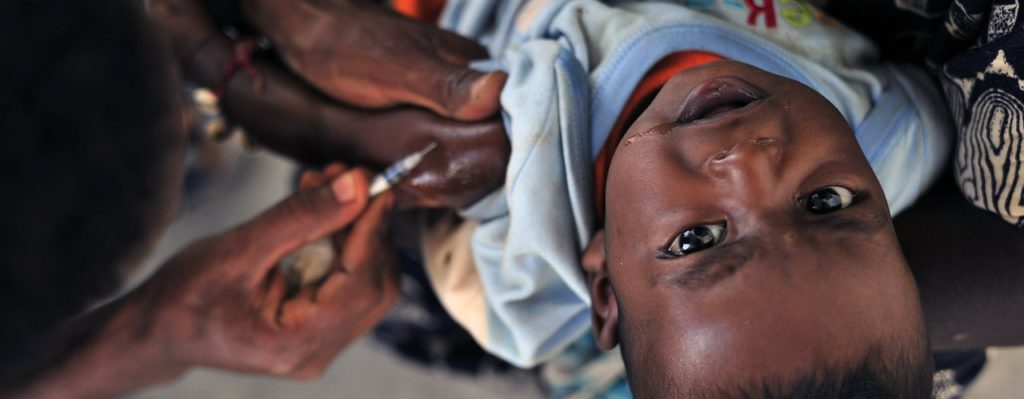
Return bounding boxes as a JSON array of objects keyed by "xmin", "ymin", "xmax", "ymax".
[{"xmin": 410, "ymin": 0, "xmax": 952, "ymax": 396}]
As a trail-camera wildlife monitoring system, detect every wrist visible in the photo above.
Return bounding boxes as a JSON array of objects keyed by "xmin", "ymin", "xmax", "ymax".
[
  {"xmin": 12, "ymin": 295, "xmax": 186, "ymax": 399},
  {"xmin": 185, "ymin": 36, "xmax": 235, "ymax": 88}
]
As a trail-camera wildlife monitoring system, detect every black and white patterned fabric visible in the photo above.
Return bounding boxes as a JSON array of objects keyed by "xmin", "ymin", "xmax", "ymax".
[
  {"xmin": 929, "ymin": 0, "xmax": 1024, "ymax": 228},
  {"xmin": 825, "ymin": 0, "xmax": 1024, "ymax": 228},
  {"xmin": 932, "ymin": 350, "xmax": 988, "ymax": 399}
]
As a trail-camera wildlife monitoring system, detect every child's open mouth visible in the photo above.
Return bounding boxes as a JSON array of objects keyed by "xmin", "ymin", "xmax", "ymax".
[{"xmin": 678, "ymin": 77, "xmax": 767, "ymax": 123}]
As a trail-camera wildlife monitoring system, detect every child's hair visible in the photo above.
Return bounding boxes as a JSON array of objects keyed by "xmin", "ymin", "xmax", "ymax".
[
  {"xmin": 619, "ymin": 321, "xmax": 935, "ymax": 399},
  {"xmin": 728, "ymin": 363, "xmax": 932, "ymax": 399},
  {"xmin": 0, "ymin": 0, "xmax": 181, "ymax": 388}
]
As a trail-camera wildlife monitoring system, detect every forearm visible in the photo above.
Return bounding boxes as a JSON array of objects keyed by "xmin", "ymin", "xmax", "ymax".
[
  {"xmin": 185, "ymin": 37, "xmax": 381, "ymax": 165},
  {"xmin": 180, "ymin": 26, "xmax": 451, "ymax": 168},
  {"xmin": 9, "ymin": 295, "xmax": 185, "ymax": 399}
]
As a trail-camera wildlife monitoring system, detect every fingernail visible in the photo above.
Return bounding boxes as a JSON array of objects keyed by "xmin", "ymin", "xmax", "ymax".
[
  {"xmin": 331, "ymin": 173, "xmax": 356, "ymax": 203},
  {"xmin": 468, "ymin": 72, "xmax": 495, "ymax": 101},
  {"xmin": 457, "ymin": 72, "xmax": 504, "ymax": 120}
]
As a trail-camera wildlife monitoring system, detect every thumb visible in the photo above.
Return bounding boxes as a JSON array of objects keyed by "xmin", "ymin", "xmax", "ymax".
[
  {"xmin": 338, "ymin": 192, "xmax": 395, "ymax": 276},
  {"xmin": 415, "ymin": 66, "xmax": 507, "ymax": 122},
  {"xmin": 234, "ymin": 169, "xmax": 372, "ymax": 279}
]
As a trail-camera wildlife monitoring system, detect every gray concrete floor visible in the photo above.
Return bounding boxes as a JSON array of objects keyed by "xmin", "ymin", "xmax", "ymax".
[
  {"xmin": 131, "ymin": 339, "xmax": 544, "ymax": 399},
  {"xmin": 964, "ymin": 347, "xmax": 1024, "ymax": 398},
  {"xmin": 126, "ymin": 143, "xmax": 1023, "ymax": 398}
]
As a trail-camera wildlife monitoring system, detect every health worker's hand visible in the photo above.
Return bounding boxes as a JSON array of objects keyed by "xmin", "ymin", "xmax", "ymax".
[
  {"xmin": 8, "ymin": 165, "xmax": 400, "ymax": 399},
  {"xmin": 135, "ymin": 165, "xmax": 398, "ymax": 378}
]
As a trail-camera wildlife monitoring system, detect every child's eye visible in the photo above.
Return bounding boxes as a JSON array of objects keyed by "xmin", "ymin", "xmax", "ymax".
[
  {"xmin": 801, "ymin": 186, "xmax": 855, "ymax": 214},
  {"xmin": 665, "ymin": 223, "xmax": 726, "ymax": 257}
]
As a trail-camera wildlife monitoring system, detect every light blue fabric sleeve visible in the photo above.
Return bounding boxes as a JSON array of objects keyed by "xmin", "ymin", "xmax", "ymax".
[
  {"xmin": 854, "ymin": 64, "xmax": 954, "ymax": 216},
  {"xmin": 460, "ymin": 40, "xmax": 596, "ymax": 367}
]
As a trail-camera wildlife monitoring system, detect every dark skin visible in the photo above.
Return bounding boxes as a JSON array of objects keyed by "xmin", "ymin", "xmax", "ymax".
[
  {"xmin": 240, "ymin": 0, "xmax": 507, "ymax": 121},
  {"xmin": 11, "ymin": 160, "xmax": 401, "ymax": 399},
  {"xmin": 11, "ymin": 0, "xmax": 509, "ymax": 395},
  {"xmin": 17, "ymin": 1, "xmax": 1018, "ymax": 396},
  {"xmin": 201, "ymin": 0, "xmax": 1024, "ymax": 354},
  {"xmin": 148, "ymin": 0, "xmax": 510, "ymax": 209},
  {"xmin": 147, "ymin": 0, "xmax": 1024, "ymax": 373},
  {"xmin": 584, "ymin": 61, "xmax": 928, "ymax": 397}
]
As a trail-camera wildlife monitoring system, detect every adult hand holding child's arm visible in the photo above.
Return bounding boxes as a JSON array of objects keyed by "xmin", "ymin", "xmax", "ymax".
[
  {"xmin": 239, "ymin": 0, "xmax": 506, "ymax": 121},
  {"xmin": 148, "ymin": 0, "xmax": 510, "ymax": 209}
]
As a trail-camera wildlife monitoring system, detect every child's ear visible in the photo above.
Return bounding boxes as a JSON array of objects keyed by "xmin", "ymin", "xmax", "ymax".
[{"xmin": 583, "ymin": 229, "xmax": 619, "ymax": 351}]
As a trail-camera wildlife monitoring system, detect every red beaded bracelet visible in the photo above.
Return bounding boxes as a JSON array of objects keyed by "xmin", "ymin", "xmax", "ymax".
[{"xmin": 212, "ymin": 37, "xmax": 268, "ymax": 99}]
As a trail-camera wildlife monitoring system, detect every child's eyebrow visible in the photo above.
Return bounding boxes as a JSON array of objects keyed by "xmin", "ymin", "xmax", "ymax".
[
  {"xmin": 808, "ymin": 211, "xmax": 888, "ymax": 237},
  {"xmin": 650, "ymin": 237, "xmax": 756, "ymax": 290},
  {"xmin": 648, "ymin": 211, "xmax": 886, "ymax": 291}
]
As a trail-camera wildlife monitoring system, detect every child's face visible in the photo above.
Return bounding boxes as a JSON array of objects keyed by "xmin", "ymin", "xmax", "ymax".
[{"xmin": 592, "ymin": 61, "xmax": 927, "ymax": 394}]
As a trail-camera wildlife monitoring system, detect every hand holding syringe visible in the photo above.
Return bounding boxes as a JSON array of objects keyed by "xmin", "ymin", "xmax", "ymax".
[{"xmin": 279, "ymin": 143, "xmax": 438, "ymax": 291}]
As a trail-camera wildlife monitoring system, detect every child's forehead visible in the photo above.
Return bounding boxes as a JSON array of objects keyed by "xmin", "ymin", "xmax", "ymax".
[{"xmin": 611, "ymin": 232, "xmax": 919, "ymax": 381}]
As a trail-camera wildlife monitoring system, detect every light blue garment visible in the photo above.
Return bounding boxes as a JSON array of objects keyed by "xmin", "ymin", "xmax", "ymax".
[{"xmin": 440, "ymin": 0, "xmax": 952, "ymax": 368}]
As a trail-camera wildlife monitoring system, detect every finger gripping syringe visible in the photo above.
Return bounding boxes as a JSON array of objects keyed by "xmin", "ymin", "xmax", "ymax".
[{"xmin": 279, "ymin": 142, "xmax": 438, "ymax": 291}]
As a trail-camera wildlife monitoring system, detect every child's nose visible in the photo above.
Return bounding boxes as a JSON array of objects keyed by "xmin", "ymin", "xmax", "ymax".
[{"xmin": 705, "ymin": 136, "xmax": 784, "ymax": 195}]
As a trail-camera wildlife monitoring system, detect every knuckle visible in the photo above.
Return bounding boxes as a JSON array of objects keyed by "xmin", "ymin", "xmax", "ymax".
[
  {"xmin": 283, "ymin": 194, "xmax": 318, "ymax": 222},
  {"xmin": 440, "ymin": 68, "xmax": 475, "ymax": 106},
  {"xmin": 268, "ymin": 191, "xmax": 332, "ymax": 234}
]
